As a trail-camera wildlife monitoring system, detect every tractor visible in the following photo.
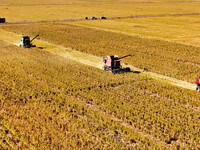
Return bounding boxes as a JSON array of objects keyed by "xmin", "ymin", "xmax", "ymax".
[
  {"xmin": 103, "ymin": 54, "xmax": 132, "ymax": 73},
  {"xmin": 19, "ymin": 34, "xmax": 39, "ymax": 48},
  {"xmin": 195, "ymin": 76, "xmax": 200, "ymax": 92}
]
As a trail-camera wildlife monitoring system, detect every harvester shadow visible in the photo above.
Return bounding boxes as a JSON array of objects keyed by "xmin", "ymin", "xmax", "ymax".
[
  {"xmin": 117, "ymin": 70, "xmax": 141, "ymax": 74},
  {"xmin": 131, "ymin": 70, "xmax": 141, "ymax": 74},
  {"xmin": 38, "ymin": 47, "xmax": 44, "ymax": 49}
]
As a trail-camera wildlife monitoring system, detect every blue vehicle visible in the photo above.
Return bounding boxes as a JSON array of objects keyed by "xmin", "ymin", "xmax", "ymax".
[{"xmin": 91, "ymin": 17, "xmax": 97, "ymax": 20}]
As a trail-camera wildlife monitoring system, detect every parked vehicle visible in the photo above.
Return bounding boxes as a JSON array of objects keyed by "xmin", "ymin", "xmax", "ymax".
[
  {"xmin": 91, "ymin": 17, "xmax": 97, "ymax": 20},
  {"xmin": 0, "ymin": 18, "xmax": 6, "ymax": 23},
  {"xmin": 100, "ymin": 16, "xmax": 107, "ymax": 19}
]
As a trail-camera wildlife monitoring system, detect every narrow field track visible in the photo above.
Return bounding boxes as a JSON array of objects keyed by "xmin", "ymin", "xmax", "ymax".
[
  {"xmin": 0, "ymin": 29, "xmax": 196, "ymax": 91},
  {"xmin": 1, "ymin": 13, "xmax": 200, "ymax": 25}
]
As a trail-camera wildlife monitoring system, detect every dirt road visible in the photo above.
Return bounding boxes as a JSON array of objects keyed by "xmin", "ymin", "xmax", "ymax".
[{"xmin": 1, "ymin": 13, "xmax": 200, "ymax": 25}]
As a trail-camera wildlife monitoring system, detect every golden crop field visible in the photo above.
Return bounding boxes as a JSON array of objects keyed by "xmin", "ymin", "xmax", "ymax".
[
  {"xmin": 1, "ymin": 39, "xmax": 200, "ymax": 149},
  {"xmin": 72, "ymin": 15, "xmax": 200, "ymax": 46},
  {"xmin": 0, "ymin": 0, "xmax": 196, "ymax": 5},
  {"xmin": 0, "ymin": 1, "xmax": 199, "ymax": 22},
  {"xmin": 1, "ymin": 22, "xmax": 199, "ymax": 83},
  {"xmin": 1, "ymin": 0, "xmax": 200, "ymax": 149}
]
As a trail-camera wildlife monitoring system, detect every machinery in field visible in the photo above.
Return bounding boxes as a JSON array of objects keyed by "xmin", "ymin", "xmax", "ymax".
[
  {"xmin": 19, "ymin": 34, "xmax": 39, "ymax": 48},
  {"xmin": 91, "ymin": 16, "xmax": 97, "ymax": 20},
  {"xmin": 195, "ymin": 76, "xmax": 200, "ymax": 92},
  {"xmin": 103, "ymin": 54, "xmax": 132, "ymax": 73},
  {"xmin": 100, "ymin": 16, "xmax": 107, "ymax": 19},
  {"xmin": 0, "ymin": 18, "xmax": 6, "ymax": 23}
]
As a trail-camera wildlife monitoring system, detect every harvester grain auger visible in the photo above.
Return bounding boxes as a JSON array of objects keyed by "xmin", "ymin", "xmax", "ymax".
[
  {"xmin": 19, "ymin": 34, "xmax": 39, "ymax": 48},
  {"xmin": 103, "ymin": 54, "xmax": 132, "ymax": 73}
]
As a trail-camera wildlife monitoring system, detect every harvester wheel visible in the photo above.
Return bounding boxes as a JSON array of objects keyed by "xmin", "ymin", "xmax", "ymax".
[
  {"xmin": 112, "ymin": 69, "xmax": 116, "ymax": 74},
  {"xmin": 125, "ymin": 67, "xmax": 130, "ymax": 72},
  {"xmin": 196, "ymin": 86, "xmax": 200, "ymax": 92},
  {"xmin": 102, "ymin": 66, "xmax": 106, "ymax": 70}
]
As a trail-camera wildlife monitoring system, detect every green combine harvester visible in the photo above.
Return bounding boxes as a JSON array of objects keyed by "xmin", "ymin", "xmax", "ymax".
[{"xmin": 19, "ymin": 34, "xmax": 39, "ymax": 48}]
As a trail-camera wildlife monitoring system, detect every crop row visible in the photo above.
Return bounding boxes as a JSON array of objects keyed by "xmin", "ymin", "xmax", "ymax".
[
  {"xmin": 0, "ymin": 63, "xmax": 140, "ymax": 149},
  {"xmin": 1, "ymin": 41, "xmax": 200, "ymax": 148},
  {"xmin": 1, "ymin": 23, "xmax": 200, "ymax": 82},
  {"xmin": 0, "ymin": 41, "xmax": 167, "ymax": 149}
]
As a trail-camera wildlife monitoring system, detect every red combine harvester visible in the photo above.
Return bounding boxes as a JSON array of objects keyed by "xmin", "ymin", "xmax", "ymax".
[
  {"xmin": 103, "ymin": 54, "xmax": 132, "ymax": 73},
  {"xmin": 195, "ymin": 76, "xmax": 200, "ymax": 92}
]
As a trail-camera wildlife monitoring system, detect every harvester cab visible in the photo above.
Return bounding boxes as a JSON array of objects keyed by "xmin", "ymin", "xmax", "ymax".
[
  {"xmin": 195, "ymin": 76, "xmax": 200, "ymax": 92},
  {"xmin": 19, "ymin": 34, "xmax": 39, "ymax": 48},
  {"xmin": 103, "ymin": 54, "xmax": 132, "ymax": 73}
]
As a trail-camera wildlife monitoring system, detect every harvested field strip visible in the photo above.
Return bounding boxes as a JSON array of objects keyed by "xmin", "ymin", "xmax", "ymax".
[
  {"xmin": 1, "ymin": 41, "xmax": 200, "ymax": 148},
  {"xmin": 71, "ymin": 15, "xmax": 200, "ymax": 47},
  {"xmin": 0, "ymin": 29, "xmax": 196, "ymax": 90},
  {"xmin": 1, "ymin": 23, "xmax": 200, "ymax": 83},
  {"xmin": 1, "ymin": 13, "xmax": 199, "ymax": 25},
  {"xmin": 1, "ymin": 1, "xmax": 199, "ymax": 22}
]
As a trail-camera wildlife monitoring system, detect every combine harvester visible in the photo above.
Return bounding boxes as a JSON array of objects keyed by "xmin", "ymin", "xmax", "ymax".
[
  {"xmin": 19, "ymin": 34, "xmax": 39, "ymax": 48},
  {"xmin": 195, "ymin": 76, "xmax": 200, "ymax": 92},
  {"xmin": 103, "ymin": 54, "xmax": 132, "ymax": 73}
]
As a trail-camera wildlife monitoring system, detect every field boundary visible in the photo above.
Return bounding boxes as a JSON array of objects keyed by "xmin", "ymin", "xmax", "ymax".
[{"xmin": 1, "ymin": 13, "xmax": 200, "ymax": 25}]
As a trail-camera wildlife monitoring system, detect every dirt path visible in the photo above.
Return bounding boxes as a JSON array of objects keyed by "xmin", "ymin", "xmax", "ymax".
[
  {"xmin": 0, "ymin": 29, "xmax": 196, "ymax": 91},
  {"xmin": 1, "ymin": 13, "xmax": 200, "ymax": 25}
]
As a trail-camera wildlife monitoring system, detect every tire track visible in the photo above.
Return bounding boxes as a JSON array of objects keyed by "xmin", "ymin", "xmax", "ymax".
[{"xmin": 1, "ymin": 13, "xmax": 200, "ymax": 25}]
